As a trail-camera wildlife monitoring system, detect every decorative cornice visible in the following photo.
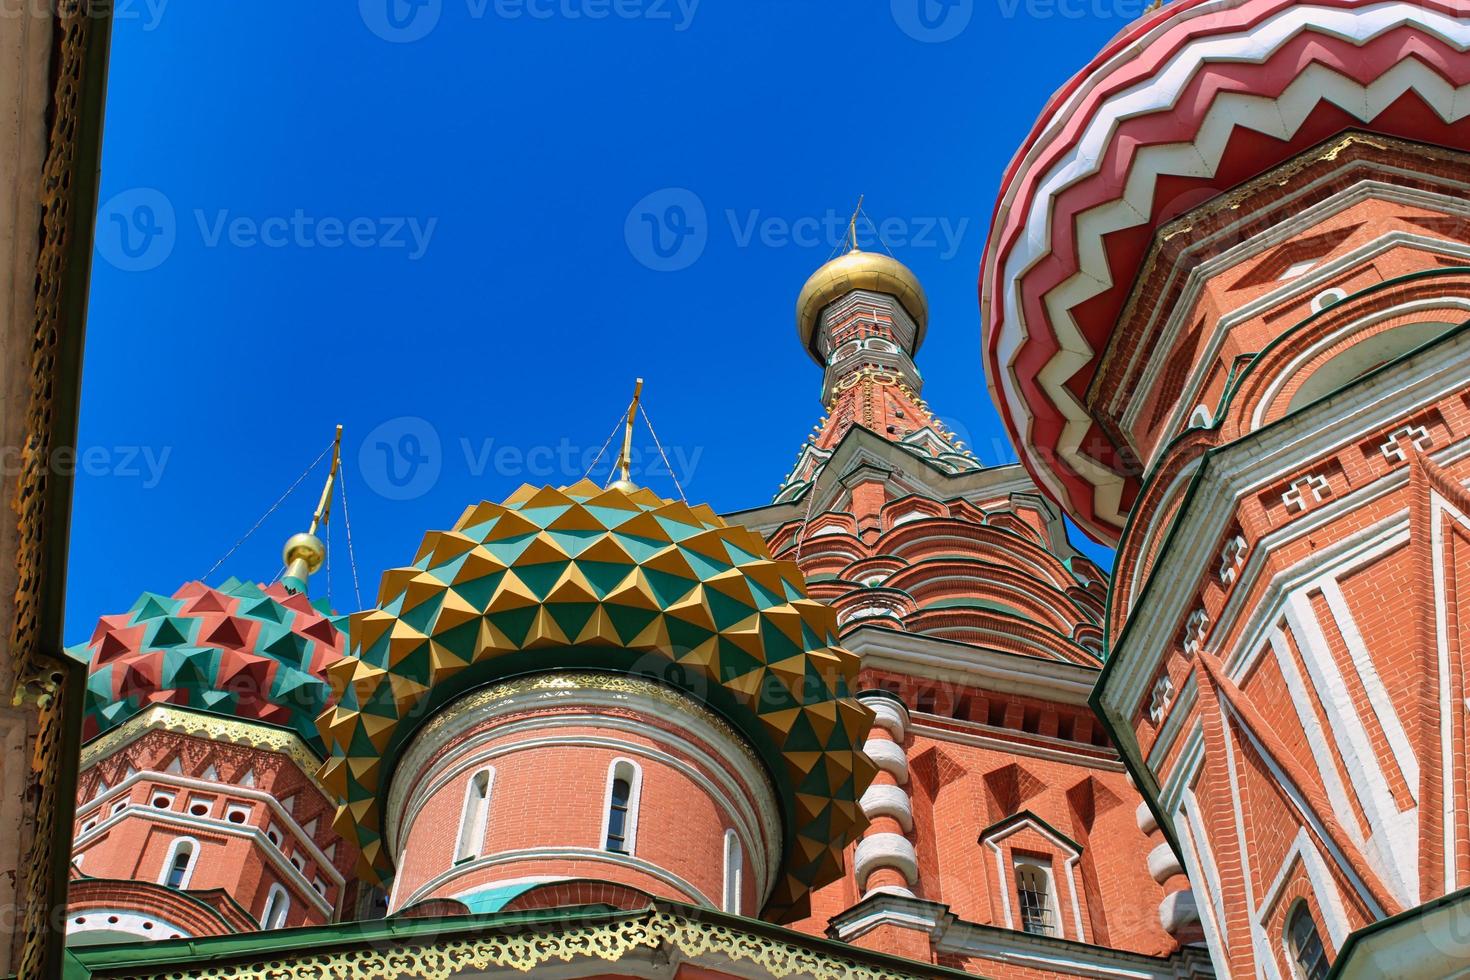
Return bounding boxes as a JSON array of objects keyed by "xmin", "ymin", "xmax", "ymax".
[
  {"xmin": 79, "ymin": 703, "xmax": 321, "ymax": 775},
  {"xmin": 68, "ymin": 904, "xmax": 972, "ymax": 980}
]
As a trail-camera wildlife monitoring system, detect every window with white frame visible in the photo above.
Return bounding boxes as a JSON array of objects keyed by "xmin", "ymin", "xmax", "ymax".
[
  {"xmin": 225, "ymin": 802, "xmax": 252, "ymax": 825},
  {"xmin": 262, "ymin": 884, "xmax": 290, "ymax": 929},
  {"xmin": 186, "ymin": 795, "xmax": 214, "ymax": 817},
  {"xmin": 602, "ymin": 759, "xmax": 641, "ymax": 855},
  {"xmin": 160, "ymin": 837, "xmax": 199, "ymax": 890},
  {"xmin": 454, "ymin": 768, "xmax": 493, "ymax": 864},
  {"xmin": 1287, "ymin": 901, "xmax": 1329, "ymax": 980},
  {"xmin": 722, "ymin": 829, "xmax": 743, "ymax": 914},
  {"xmin": 1014, "ymin": 860, "xmax": 1055, "ymax": 937}
]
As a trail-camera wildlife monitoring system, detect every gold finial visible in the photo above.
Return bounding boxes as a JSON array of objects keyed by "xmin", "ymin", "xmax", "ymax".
[
  {"xmin": 283, "ymin": 425, "xmax": 342, "ymax": 593},
  {"xmin": 608, "ymin": 379, "xmax": 644, "ymax": 492},
  {"xmin": 847, "ymin": 194, "xmax": 864, "ymax": 253}
]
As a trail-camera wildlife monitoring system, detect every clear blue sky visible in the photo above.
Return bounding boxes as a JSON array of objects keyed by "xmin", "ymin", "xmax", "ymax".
[{"xmin": 68, "ymin": 0, "xmax": 1134, "ymax": 641}]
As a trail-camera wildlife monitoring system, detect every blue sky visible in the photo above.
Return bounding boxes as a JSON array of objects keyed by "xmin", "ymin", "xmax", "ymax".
[{"xmin": 68, "ymin": 0, "xmax": 1137, "ymax": 641}]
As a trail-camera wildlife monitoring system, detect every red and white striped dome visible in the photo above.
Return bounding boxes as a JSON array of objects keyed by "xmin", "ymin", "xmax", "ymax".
[{"xmin": 980, "ymin": 0, "xmax": 1470, "ymax": 544}]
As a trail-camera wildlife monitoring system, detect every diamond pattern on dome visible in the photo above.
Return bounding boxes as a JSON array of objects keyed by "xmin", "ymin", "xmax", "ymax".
[
  {"xmin": 72, "ymin": 578, "xmax": 347, "ymax": 751},
  {"xmin": 316, "ymin": 479, "xmax": 876, "ymax": 920}
]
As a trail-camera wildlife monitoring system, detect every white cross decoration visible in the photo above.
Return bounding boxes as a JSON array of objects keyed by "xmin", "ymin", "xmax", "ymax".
[
  {"xmin": 1282, "ymin": 473, "xmax": 1331, "ymax": 513},
  {"xmin": 1379, "ymin": 424, "xmax": 1432, "ymax": 463},
  {"xmin": 1183, "ymin": 608, "xmax": 1209, "ymax": 658},
  {"xmin": 1218, "ymin": 535, "xmax": 1248, "ymax": 585},
  {"xmin": 1149, "ymin": 674, "xmax": 1175, "ymax": 725}
]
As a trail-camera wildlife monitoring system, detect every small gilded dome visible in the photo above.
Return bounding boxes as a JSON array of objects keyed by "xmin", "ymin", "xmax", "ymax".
[
  {"xmin": 796, "ymin": 248, "xmax": 928, "ymax": 364},
  {"xmin": 71, "ymin": 578, "xmax": 347, "ymax": 750},
  {"xmin": 316, "ymin": 478, "xmax": 876, "ymax": 921}
]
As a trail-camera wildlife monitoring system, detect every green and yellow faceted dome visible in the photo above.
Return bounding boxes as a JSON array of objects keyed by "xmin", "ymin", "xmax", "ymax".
[{"xmin": 316, "ymin": 479, "xmax": 876, "ymax": 919}]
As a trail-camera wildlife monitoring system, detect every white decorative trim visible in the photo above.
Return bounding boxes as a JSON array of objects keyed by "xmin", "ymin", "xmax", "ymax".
[
  {"xmin": 862, "ymin": 739, "xmax": 908, "ymax": 784},
  {"xmin": 1147, "ymin": 842, "xmax": 1182, "ymax": 885},
  {"xmin": 1380, "ymin": 423, "xmax": 1433, "ymax": 463},
  {"xmin": 857, "ymin": 693, "xmax": 908, "ymax": 742},
  {"xmin": 401, "ymin": 846, "xmax": 713, "ymax": 911},
  {"xmin": 66, "ymin": 909, "xmax": 191, "ymax": 944},
  {"xmin": 600, "ymin": 757, "xmax": 643, "ymax": 857},
  {"xmin": 859, "ymin": 784, "xmax": 914, "ymax": 834},
  {"xmin": 385, "ymin": 682, "xmax": 780, "ymax": 892},
  {"xmin": 73, "ymin": 770, "xmax": 341, "ymax": 887},
  {"xmin": 853, "ymin": 833, "xmax": 918, "ymax": 891},
  {"xmin": 1253, "ymin": 828, "xmax": 1352, "ymax": 949},
  {"xmin": 722, "ymin": 829, "xmax": 742, "ymax": 914},
  {"xmin": 157, "ymin": 836, "xmax": 199, "ymax": 890},
  {"xmin": 980, "ymin": 816, "xmax": 1085, "ymax": 943}
]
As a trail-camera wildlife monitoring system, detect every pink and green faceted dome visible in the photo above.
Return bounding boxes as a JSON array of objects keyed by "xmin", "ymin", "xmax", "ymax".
[{"xmin": 71, "ymin": 578, "xmax": 347, "ymax": 751}]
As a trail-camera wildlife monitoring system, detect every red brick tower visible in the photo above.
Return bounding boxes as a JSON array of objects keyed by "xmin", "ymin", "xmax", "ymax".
[
  {"xmin": 981, "ymin": 2, "xmax": 1470, "ymax": 976},
  {"xmin": 729, "ymin": 245, "xmax": 1212, "ymax": 977}
]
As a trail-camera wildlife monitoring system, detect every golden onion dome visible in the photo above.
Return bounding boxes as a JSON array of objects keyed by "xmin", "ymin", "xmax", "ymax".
[{"xmin": 795, "ymin": 247, "xmax": 928, "ymax": 363}]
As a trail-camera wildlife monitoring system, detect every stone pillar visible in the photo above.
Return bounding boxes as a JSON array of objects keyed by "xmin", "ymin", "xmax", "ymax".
[{"xmin": 852, "ymin": 691, "xmax": 918, "ymax": 899}]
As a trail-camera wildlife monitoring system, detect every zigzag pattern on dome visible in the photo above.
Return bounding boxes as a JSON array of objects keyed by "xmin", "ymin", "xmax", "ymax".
[
  {"xmin": 72, "ymin": 578, "xmax": 347, "ymax": 750},
  {"xmin": 980, "ymin": 0, "xmax": 1470, "ymax": 542},
  {"xmin": 315, "ymin": 479, "xmax": 876, "ymax": 920}
]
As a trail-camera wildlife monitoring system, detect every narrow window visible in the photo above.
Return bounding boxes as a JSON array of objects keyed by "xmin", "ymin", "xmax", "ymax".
[
  {"xmin": 159, "ymin": 838, "xmax": 198, "ymax": 890},
  {"xmin": 722, "ymin": 830, "xmax": 743, "ymax": 914},
  {"xmin": 262, "ymin": 884, "xmax": 290, "ymax": 929},
  {"xmin": 603, "ymin": 759, "xmax": 641, "ymax": 855},
  {"xmin": 1015, "ymin": 862, "xmax": 1054, "ymax": 936},
  {"xmin": 1287, "ymin": 902, "xmax": 1329, "ymax": 980},
  {"xmin": 454, "ymin": 769, "xmax": 493, "ymax": 863}
]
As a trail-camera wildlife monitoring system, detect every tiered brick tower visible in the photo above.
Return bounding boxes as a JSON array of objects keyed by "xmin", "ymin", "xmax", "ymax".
[
  {"xmin": 730, "ymin": 246, "xmax": 1213, "ymax": 977},
  {"xmin": 66, "ymin": 576, "xmax": 360, "ymax": 942},
  {"xmin": 981, "ymin": 1, "xmax": 1470, "ymax": 976}
]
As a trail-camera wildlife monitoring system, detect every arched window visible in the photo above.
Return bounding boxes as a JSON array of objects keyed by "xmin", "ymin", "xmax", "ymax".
[
  {"xmin": 722, "ymin": 830, "xmax": 743, "ymax": 914},
  {"xmin": 1287, "ymin": 902, "xmax": 1329, "ymax": 980},
  {"xmin": 602, "ymin": 759, "xmax": 642, "ymax": 855},
  {"xmin": 261, "ymin": 884, "xmax": 290, "ymax": 929},
  {"xmin": 159, "ymin": 838, "xmax": 198, "ymax": 890},
  {"xmin": 1015, "ymin": 862, "xmax": 1054, "ymax": 936},
  {"xmin": 454, "ymin": 768, "xmax": 493, "ymax": 864}
]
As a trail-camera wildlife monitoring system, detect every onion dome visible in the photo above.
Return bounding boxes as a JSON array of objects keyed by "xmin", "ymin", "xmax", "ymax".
[
  {"xmin": 979, "ymin": 0, "xmax": 1470, "ymax": 544},
  {"xmin": 72, "ymin": 578, "xmax": 347, "ymax": 751},
  {"xmin": 316, "ymin": 478, "xmax": 876, "ymax": 920},
  {"xmin": 796, "ymin": 247, "xmax": 928, "ymax": 364}
]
